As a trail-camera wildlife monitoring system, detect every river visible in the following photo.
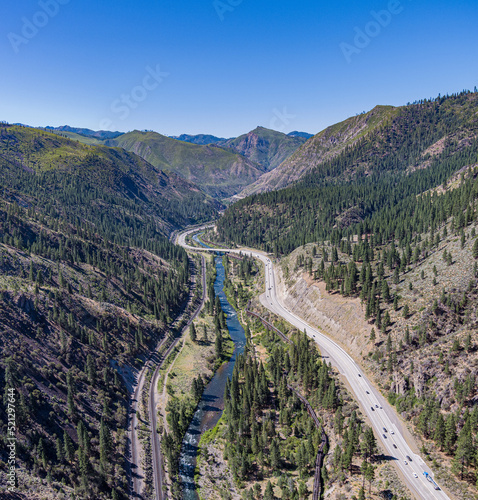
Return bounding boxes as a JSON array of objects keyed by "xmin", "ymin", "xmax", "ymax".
[{"xmin": 179, "ymin": 236, "xmax": 246, "ymax": 499}]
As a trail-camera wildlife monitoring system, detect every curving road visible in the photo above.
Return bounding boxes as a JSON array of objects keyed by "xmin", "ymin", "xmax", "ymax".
[{"xmin": 177, "ymin": 226, "xmax": 452, "ymax": 500}]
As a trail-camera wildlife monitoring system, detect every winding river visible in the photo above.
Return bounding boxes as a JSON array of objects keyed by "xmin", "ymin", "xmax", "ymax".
[{"xmin": 179, "ymin": 236, "xmax": 246, "ymax": 499}]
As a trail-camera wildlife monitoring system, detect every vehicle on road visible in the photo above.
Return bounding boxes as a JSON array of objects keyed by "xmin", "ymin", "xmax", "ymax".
[
  {"xmin": 404, "ymin": 460, "xmax": 408, "ymax": 465},
  {"xmin": 375, "ymin": 404, "xmax": 379, "ymax": 408},
  {"xmin": 390, "ymin": 430, "xmax": 394, "ymax": 434},
  {"xmin": 393, "ymin": 444, "xmax": 397, "ymax": 449},
  {"xmin": 406, "ymin": 455, "xmax": 412, "ymax": 461},
  {"xmin": 383, "ymin": 434, "xmax": 387, "ymax": 439},
  {"xmin": 366, "ymin": 391, "xmax": 369, "ymax": 394},
  {"xmin": 423, "ymin": 471, "xmax": 440, "ymax": 490},
  {"xmin": 383, "ymin": 427, "xmax": 387, "ymax": 432},
  {"xmin": 413, "ymin": 473, "xmax": 418, "ymax": 478},
  {"xmin": 358, "ymin": 374, "xmax": 361, "ymax": 377},
  {"xmin": 371, "ymin": 407, "xmax": 374, "ymax": 411}
]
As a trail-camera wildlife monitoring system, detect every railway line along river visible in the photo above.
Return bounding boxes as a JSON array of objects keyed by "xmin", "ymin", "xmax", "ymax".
[{"xmin": 179, "ymin": 236, "xmax": 246, "ymax": 499}]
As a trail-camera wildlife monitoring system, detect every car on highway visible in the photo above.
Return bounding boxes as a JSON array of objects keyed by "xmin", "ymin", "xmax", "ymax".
[
  {"xmin": 366, "ymin": 391, "xmax": 369, "ymax": 394},
  {"xmin": 406, "ymin": 455, "xmax": 412, "ymax": 462},
  {"xmin": 393, "ymin": 444, "xmax": 397, "ymax": 449},
  {"xmin": 404, "ymin": 460, "xmax": 408, "ymax": 465},
  {"xmin": 413, "ymin": 473, "xmax": 418, "ymax": 478},
  {"xmin": 371, "ymin": 407, "xmax": 374, "ymax": 411},
  {"xmin": 358, "ymin": 373, "xmax": 361, "ymax": 377},
  {"xmin": 382, "ymin": 434, "xmax": 387, "ymax": 439},
  {"xmin": 383, "ymin": 427, "xmax": 387, "ymax": 432},
  {"xmin": 390, "ymin": 430, "xmax": 394, "ymax": 434},
  {"xmin": 375, "ymin": 404, "xmax": 379, "ymax": 408}
]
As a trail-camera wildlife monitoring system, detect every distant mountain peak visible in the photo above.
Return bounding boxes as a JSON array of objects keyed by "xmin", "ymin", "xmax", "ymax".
[
  {"xmin": 45, "ymin": 125, "xmax": 124, "ymax": 140},
  {"xmin": 288, "ymin": 131, "xmax": 314, "ymax": 139},
  {"xmin": 169, "ymin": 133, "xmax": 229, "ymax": 145}
]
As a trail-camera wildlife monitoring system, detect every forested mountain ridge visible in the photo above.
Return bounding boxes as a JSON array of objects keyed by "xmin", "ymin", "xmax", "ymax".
[
  {"xmin": 46, "ymin": 125, "xmax": 123, "ymax": 140},
  {"xmin": 240, "ymin": 92, "xmax": 478, "ymax": 198},
  {"xmin": 218, "ymin": 91, "xmax": 478, "ymax": 254},
  {"xmin": 0, "ymin": 124, "xmax": 214, "ymax": 499},
  {"xmin": 0, "ymin": 124, "xmax": 219, "ymax": 233},
  {"xmin": 237, "ymin": 104, "xmax": 398, "ymax": 197},
  {"xmin": 169, "ymin": 133, "xmax": 228, "ymax": 145},
  {"xmin": 104, "ymin": 130, "xmax": 266, "ymax": 199}
]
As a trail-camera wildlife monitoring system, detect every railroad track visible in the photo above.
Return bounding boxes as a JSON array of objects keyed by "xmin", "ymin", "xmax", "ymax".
[
  {"xmin": 149, "ymin": 254, "xmax": 207, "ymax": 499},
  {"xmin": 128, "ymin": 255, "xmax": 205, "ymax": 499},
  {"xmin": 246, "ymin": 306, "xmax": 328, "ymax": 500}
]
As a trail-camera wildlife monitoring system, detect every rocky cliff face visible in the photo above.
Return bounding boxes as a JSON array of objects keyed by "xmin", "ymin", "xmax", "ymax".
[{"xmin": 220, "ymin": 126, "xmax": 307, "ymax": 174}]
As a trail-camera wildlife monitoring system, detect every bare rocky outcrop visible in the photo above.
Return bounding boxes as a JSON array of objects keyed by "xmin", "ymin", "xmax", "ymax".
[{"xmin": 275, "ymin": 263, "xmax": 373, "ymax": 357}]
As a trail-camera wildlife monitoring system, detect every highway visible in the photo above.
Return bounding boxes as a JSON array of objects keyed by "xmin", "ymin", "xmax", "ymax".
[{"xmin": 176, "ymin": 226, "xmax": 452, "ymax": 500}]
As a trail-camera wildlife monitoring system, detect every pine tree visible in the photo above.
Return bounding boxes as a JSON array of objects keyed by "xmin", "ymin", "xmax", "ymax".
[
  {"xmin": 358, "ymin": 486, "xmax": 366, "ymax": 500},
  {"xmin": 444, "ymin": 414, "xmax": 457, "ymax": 454},
  {"xmin": 369, "ymin": 328, "xmax": 376, "ymax": 343},
  {"xmin": 473, "ymin": 238, "xmax": 478, "ymax": 259},
  {"xmin": 453, "ymin": 416, "xmax": 473, "ymax": 479},
  {"xmin": 215, "ymin": 331, "xmax": 223, "ymax": 358},
  {"xmin": 99, "ymin": 418, "xmax": 111, "ymax": 472},
  {"xmin": 264, "ymin": 481, "xmax": 275, "ymax": 500},
  {"xmin": 382, "ymin": 280, "xmax": 390, "ymax": 302},
  {"xmin": 434, "ymin": 413, "xmax": 446, "ymax": 451},
  {"xmin": 63, "ymin": 431, "xmax": 74, "ymax": 462},
  {"xmin": 270, "ymin": 438, "xmax": 281, "ymax": 470},
  {"xmin": 365, "ymin": 464, "xmax": 375, "ymax": 495},
  {"xmin": 190, "ymin": 323, "xmax": 197, "ymax": 343}
]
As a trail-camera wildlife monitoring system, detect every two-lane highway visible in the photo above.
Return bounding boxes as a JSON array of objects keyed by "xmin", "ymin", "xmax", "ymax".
[{"xmin": 177, "ymin": 227, "xmax": 452, "ymax": 500}]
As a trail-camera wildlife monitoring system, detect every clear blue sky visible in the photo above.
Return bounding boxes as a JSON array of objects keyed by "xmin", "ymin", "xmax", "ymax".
[{"xmin": 1, "ymin": 0, "xmax": 477, "ymax": 137}]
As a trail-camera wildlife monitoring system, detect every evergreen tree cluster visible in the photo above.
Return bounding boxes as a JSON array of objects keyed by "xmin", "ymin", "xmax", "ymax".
[{"xmin": 218, "ymin": 92, "xmax": 478, "ymax": 257}]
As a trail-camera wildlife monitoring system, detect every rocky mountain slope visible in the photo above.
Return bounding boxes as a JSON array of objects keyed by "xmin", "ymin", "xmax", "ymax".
[
  {"xmin": 215, "ymin": 90, "xmax": 478, "ymax": 496},
  {"xmin": 237, "ymin": 105, "xmax": 398, "ymax": 198},
  {"xmin": 218, "ymin": 126, "xmax": 308, "ymax": 173},
  {"xmin": 219, "ymin": 92, "xmax": 478, "ymax": 254},
  {"xmin": 0, "ymin": 125, "xmax": 218, "ymax": 233}
]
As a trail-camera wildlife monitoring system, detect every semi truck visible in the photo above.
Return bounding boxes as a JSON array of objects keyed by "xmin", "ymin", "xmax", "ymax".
[{"xmin": 423, "ymin": 471, "xmax": 440, "ymax": 490}]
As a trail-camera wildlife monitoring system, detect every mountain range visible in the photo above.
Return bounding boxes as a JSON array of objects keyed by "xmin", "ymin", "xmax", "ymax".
[
  {"xmin": 2, "ymin": 89, "xmax": 478, "ymax": 499},
  {"xmin": 45, "ymin": 126, "xmax": 314, "ymax": 200}
]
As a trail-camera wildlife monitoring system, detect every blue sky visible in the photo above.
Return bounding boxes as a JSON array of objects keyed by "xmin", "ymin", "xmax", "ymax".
[{"xmin": 1, "ymin": 0, "xmax": 477, "ymax": 137}]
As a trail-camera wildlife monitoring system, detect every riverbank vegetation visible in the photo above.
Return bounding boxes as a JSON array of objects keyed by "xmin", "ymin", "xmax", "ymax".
[
  {"xmin": 160, "ymin": 255, "xmax": 233, "ymax": 498},
  {"xmin": 195, "ymin": 255, "xmax": 411, "ymax": 499}
]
